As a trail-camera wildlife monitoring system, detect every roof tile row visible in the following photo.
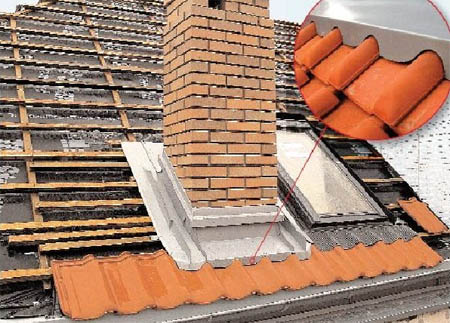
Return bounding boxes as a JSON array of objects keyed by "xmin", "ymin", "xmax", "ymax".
[{"xmin": 52, "ymin": 237, "xmax": 442, "ymax": 320}]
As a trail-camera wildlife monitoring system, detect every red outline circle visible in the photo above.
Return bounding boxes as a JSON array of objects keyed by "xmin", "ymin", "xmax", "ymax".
[{"xmin": 293, "ymin": 0, "xmax": 450, "ymax": 141}]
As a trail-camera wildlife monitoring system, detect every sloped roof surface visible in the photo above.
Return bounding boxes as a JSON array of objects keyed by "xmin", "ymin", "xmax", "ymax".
[
  {"xmin": 294, "ymin": 23, "xmax": 450, "ymax": 139},
  {"xmin": 52, "ymin": 237, "xmax": 442, "ymax": 320}
]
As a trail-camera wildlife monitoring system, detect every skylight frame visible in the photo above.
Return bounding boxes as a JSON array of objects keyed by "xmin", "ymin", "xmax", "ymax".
[{"xmin": 278, "ymin": 127, "xmax": 388, "ymax": 227}]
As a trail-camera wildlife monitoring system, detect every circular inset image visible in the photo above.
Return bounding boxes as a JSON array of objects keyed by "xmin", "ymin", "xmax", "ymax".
[{"xmin": 294, "ymin": 0, "xmax": 450, "ymax": 140}]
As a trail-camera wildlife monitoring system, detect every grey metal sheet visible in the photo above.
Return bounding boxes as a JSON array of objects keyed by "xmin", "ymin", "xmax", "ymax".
[
  {"xmin": 305, "ymin": 0, "xmax": 450, "ymax": 78},
  {"xmin": 122, "ymin": 142, "xmax": 310, "ymax": 270}
]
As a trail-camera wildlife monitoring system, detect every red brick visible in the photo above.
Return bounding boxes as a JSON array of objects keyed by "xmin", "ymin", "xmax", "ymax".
[
  {"xmin": 246, "ymin": 177, "xmax": 277, "ymax": 187},
  {"xmin": 210, "ymin": 178, "xmax": 245, "ymax": 188},
  {"xmin": 177, "ymin": 108, "xmax": 210, "ymax": 122},
  {"xmin": 209, "ymin": 19, "xmax": 242, "ymax": 33},
  {"xmin": 185, "ymin": 143, "xmax": 226, "ymax": 154},
  {"xmin": 227, "ymin": 144, "xmax": 261, "ymax": 154},
  {"xmin": 185, "ymin": 73, "xmax": 226, "ymax": 86},
  {"xmin": 228, "ymin": 188, "xmax": 262, "ymax": 199},
  {"xmin": 210, "ymin": 86, "xmax": 243, "ymax": 98},
  {"xmin": 178, "ymin": 155, "xmax": 209, "ymax": 166},
  {"xmin": 181, "ymin": 178, "xmax": 209, "ymax": 189},
  {"xmin": 261, "ymin": 144, "xmax": 277, "ymax": 154},
  {"xmin": 185, "ymin": 120, "xmax": 226, "ymax": 131},
  {"xmin": 260, "ymin": 38, "xmax": 274, "ymax": 49},
  {"xmin": 226, "ymin": 54, "xmax": 260, "ymax": 67},
  {"xmin": 244, "ymin": 67, "xmax": 275, "ymax": 79},
  {"xmin": 261, "ymin": 101, "xmax": 276, "ymax": 111},
  {"xmin": 191, "ymin": 5, "xmax": 226, "ymax": 19},
  {"xmin": 227, "ymin": 98, "xmax": 260, "ymax": 110},
  {"xmin": 184, "ymin": 166, "xmax": 227, "ymax": 177},
  {"xmin": 227, "ymin": 76, "xmax": 259, "ymax": 89},
  {"xmin": 226, "ymin": 33, "xmax": 259, "ymax": 46},
  {"xmin": 226, "ymin": 11, "xmax": 258, "ymax": 24},
  {"xmin": 259, "ymin": 17, "xmax": 274, "ymax": 28},
  {"xmin": 211, "ymin": 109, "xmax": 245, "ymax": 120},
  {"xmin": 245, "ymin": 133, "xmax": 276, "ymax": 144},
  {"xmin": 187, "ymin": 190, "xmax": 227, "ymax": 201},
  {"xmin": 210, "ymin": 63, "xmax": 243, "ymax": 76},
  {"xmin": 262, "ymin": 166, "xmax": 277, "ymax": 176},
  {"xmin": 189, "ymin": 27, "xmax": 226, "ymax": 41},
  {"xmin": 185, "ymin": 96, "xmax": 226, "ymax": 109},
  {"xmin": 229, "ymin": 167, "xmax": 261, "ymax": 177},
  {"xmin": 209, "ymin": 41, "xmax": 243, "ymax": 55},
  {"xmin": 239, "ymin": 4, "xmax": 269, "ymax": 17},
  {"xmin": 244, "ymin": 89, "xmax": 276, "ymax": 100},
  {"xmin": 210, "ymin": 155, "xmax": 245, "ymax": 165},
  {"xmin": 226, "ymin": 121, "xmax": 260, "ymax": 131},
  {"xmin": 243, "ymin": 25, "xmax": 274, "ymax": 38},
  {"xmin": 210, "ymin": 200, "xmax": 246, "ymax": 207},
  {"xmin": 243, "ymin": 46, "xmax": 274, "ymax": 58},
  {"xmin": 177, "ymin": 131, "xmax": 209, "ymax": 143},
  {"xmin": 260, "ymin": 80, "xmax": 276, "ymax": 91},
  {"xmin": 245, "ymin": 110, "xmax": 275, "ymax": 121},
  {"xmin": 185, "ymin": 50, "xmax": 226, "ymax": 63},
  {"xmin": 211, "ymin": 132, "xmax": 244, "ymax": 143},
  {"xmin": 245, "ymin": 155, "xmax": 277, "ymax": 165},
  {"xmin": 261, "ymin": 122, "xmax": 276, "ymax": 132}
]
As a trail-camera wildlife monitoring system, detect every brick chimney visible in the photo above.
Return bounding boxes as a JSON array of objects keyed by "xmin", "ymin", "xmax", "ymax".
[{"xmin": 163, "ymin": 0, "xmax": 277, "ymax": 208}]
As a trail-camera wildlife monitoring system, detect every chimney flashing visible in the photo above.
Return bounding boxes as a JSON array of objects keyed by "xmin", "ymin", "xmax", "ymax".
[{"xmin": 123, "ymin": 142, "xmax": 312, "ymax": 270}]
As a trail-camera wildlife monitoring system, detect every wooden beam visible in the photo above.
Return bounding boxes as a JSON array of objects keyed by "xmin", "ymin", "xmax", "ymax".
[
  {"xmin": 0, "ymin": 76, "xmax": 161, "ymax": 92},
  {"xmin": 363, "ymin": 178, "xmax": 405, "ymax": 184},
  {"xmin": 0, "ymin": 182, "xmax": 137, "ymax": 192},
  {"xmin": 341, "ymin": 156, "xmax": 384, "ymax": 161},
  {"xmin": 0, "ymin": 39, "xmax": 161, "ymax": 61},
  {"xmin": 0, "ymin": 121, "xmax": 161, "ymax": 132},
  {"xmin": 23, "ymin": 5, "xmax": 164, "ymax": 25},
  {"xmin": 36, "ymin": 198, "xmax": 143, "ymax": 208},
  {"xmin": 0, "ymin": 151, "xmax": 125, "ymax": 159},
  {"xmin": 386, "ymin": 203, "xmax": 401, "ymax": 210},
  {"xmin": 9, "ymin": 226, "xmax": 155, "ymax": 246},
  {"xmin": 0, "ymin": 13, "xmax": 162, "ymax": 37},
  {"xmin": 39, "ymin": 236, "xmax": 157, "ymax": 253},
  {"xmin": 30, "ymin": 161, "xmax": 129, "ymax": 168},
  {"xmin": 418, "ymin": 231, "xmax": 450, "ymax": 238},
  {"xmin": 0, "ymin": 97, "xmax": 162, "ymax": 111},
  {"xmin": 0, "ymin": 56, "xmax": 163, "ymax": 74},
  {"xmin": 0, "ymin": 268, "xmax": 52, "ymax": 285},
  {"xmin": 0, "ymin": 216, "xmax": 152, "ymax": 233},
  {"xmin": 323, "ymin": 134, "xmax": 360, "ymax": 141}
]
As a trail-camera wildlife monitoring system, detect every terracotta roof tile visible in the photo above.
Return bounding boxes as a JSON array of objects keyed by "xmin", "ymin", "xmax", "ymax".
[
  {"xmin": 313, "ymin": 44, "xmax": 353, "ymax": 84},
  {"xmin": 399, "ymin": 198, "xmax": 448, "ymax": 234},
  {"xmin": 394, "ymin": 80, "xmax": 450, "ymax": 135},
  {"xmin": 328, "ymin": 37, "xmax": 380, "ymax": 90},
  {"xmin": 52, "ymin": 237, "xmax": 442, "ymax": 320},
  {"xmin": 294, "ymin": 22, "xmax": 317, "ymax": 51},
  {"xmin": 343, "ymin": 59, "xmax": 406, "ymax": 114},
  {"xmin": 373, "ymin": 51, "xmax": 444, "ymax": 126},
  {"xmin": 295, "ymin": 23, "xmax": 448, "ymax": 139}
]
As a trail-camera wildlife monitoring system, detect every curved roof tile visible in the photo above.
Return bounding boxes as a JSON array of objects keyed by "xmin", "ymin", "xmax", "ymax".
[
  {"xmin": 52, "ymin": 237, "xmax": 442, "ymax": 320},
  {"xmin": 294, "ymin": 23, "xmax": 449, "ymax": 139}
]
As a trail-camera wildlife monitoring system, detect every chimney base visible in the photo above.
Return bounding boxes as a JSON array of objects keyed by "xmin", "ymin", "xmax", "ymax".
[{"xmin": 123, "ymin": 142, "xmax": 311, "ymax": 270}]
